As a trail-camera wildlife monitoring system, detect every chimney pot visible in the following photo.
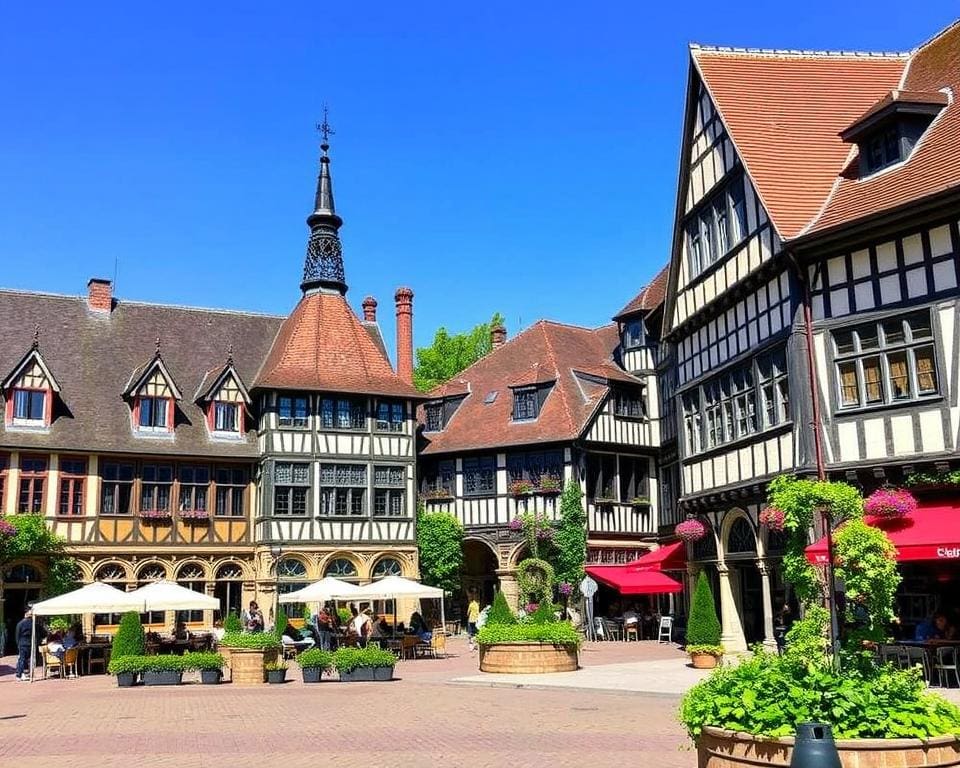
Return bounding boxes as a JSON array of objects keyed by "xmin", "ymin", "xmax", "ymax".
[
  {"xmin": 87, "ymin": 278, "xmax": 113, "ymax": 313},
  {"xmin": 362, "ymin": 295, "xmax": 378, "ymax": 322},
  {"xmin": 394, "ymin": 287, "xmax": 414, "ymax": 385},
  {"xmin": 491, "ymin": 323, "xmax": 507, "ymax": 349}
]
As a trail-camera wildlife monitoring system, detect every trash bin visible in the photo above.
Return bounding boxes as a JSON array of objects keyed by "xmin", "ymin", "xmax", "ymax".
[{"xmin": 791, "ymin": 722, "xmax": 842, "ymax": 768}]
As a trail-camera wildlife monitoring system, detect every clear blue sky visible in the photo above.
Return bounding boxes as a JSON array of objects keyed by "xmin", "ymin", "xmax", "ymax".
[{"xmin": 1, "ymin": 3, "xmax": 956, "ymax": 360}]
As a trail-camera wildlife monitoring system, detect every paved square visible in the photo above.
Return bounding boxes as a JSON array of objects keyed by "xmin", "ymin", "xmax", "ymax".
[{"xmin": 0, "ymin": 640, "xmax": 697, "ymax": 768}]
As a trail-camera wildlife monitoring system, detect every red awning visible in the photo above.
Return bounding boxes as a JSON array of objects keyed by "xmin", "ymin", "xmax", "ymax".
[
  {"xmin": 585, "ymin": 566, "xmax": 684, "ymax": 595},
  {"xmin": 624, "ymin": 541, "xmax": 686, "ymax": 571},
  {"xmin": 806, "ymin": 504, "xmax": 960, "ymax": 564}
]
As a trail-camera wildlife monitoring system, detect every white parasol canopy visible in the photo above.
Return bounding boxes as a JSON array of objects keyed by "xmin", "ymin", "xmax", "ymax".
[
  {"xmin": 129, "ymin": 579, "xmax": 220, "ymax": 611},
  {"xmin": 278, "ymin": 576, "xmax": 362, "ymax": 604},
  {"xmin": 30, "ymin": 581, "xmax": 142, "ymax": 616},
  {"xmin": 351, "ymin": 575, "xmax": 444, "ymax": 600}
]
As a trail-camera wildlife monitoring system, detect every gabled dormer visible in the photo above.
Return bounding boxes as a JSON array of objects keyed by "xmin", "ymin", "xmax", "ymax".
[
  {"xmin": 123, "ymin": 342, "xmax": 182, "ymax": 435},
  {"xmin": 2, "ymin": 337, "xmax": 61, "ymax": 430},
  {"xmin": 508, "ymin": 364, "xmax": 555, "ymax": 423},
  {"xmin": 841, "ymin": 89, "xmax": 948, "ymax": 177},
  {"xmin": 422, "ymin": 379, "xmax": 469, "ymax": 433},
  {"xmin": 194, "ymin": 357, "xmax": 251, "ymax": 438}
]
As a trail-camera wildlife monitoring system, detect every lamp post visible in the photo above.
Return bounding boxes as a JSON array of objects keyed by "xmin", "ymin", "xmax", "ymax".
[
  {"xmin": 270, "ymin": 544, "xmax": 283, "ymax": 630},
  {"xmin": 817, "ymin": 504, "xmax": 840, "ymax": 666}
]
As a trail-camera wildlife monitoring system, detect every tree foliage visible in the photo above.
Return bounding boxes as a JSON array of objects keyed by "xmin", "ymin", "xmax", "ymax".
[
  {"xmin": 413, "ymin": 312, "xmax": 505, "ymax": 392},
  {"xmin": 550, "ymin": 480, "xmax": 587, "ymax": 591},
  {"xmin": 1, "ymin": 514, "xmax": 77, "ymax": 597},
  {"xmin": 686, "ymin": 572, "xmax": 721, "ymax": 646},
  {"xmin": 487, "ymin": 590, "xmax": 516, "ymax": 626},
  {"xmin": 416, "ymin": 505, "xmax": 464, "ymax": 594}
]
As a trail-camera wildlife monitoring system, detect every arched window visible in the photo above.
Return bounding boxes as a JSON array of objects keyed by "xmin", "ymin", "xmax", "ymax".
[
  {"xmin": 176, "ymin": 563, "xmax": 207, "ymax": 623},
  {"xmin": 277, "ymin": 557, "xmax": 309, "ymax": 621},
  {"xmin": 214, "ymin": 562, "xmax": 244, "ymax": 621},
  {"xmin": 277, "ymin": 558, "xmax": 307, "ymax": 579},
  {"xmin": 692, "ymin": 523, "xmax": 717, "ymax": 561},
  {"xmin": 95, "ymin": 563, "xmax": 127, "ymax": 583},
  {"xmin": 726, "ymin": 517, "xmax": 757, "ymax": 556},
  {"xmin": 324, "ymin": 558, "xmax": 357, "ymax": 579},
  {"xmin": 372, "ymin": 558, "xmax": 402, "ymax": 579},
  {"xmin": 137, "ymin": 563, "xmax": 167, "ymax": 625},
  {"xmin": 3, "ymin": 563, "xmax": 42, "ymax": 583}
]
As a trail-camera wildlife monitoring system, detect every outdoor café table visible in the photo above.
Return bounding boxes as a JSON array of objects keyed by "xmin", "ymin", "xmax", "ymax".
[{"xmin": 76, "ymin": 643, "xmax": 112, "ymax": 675}]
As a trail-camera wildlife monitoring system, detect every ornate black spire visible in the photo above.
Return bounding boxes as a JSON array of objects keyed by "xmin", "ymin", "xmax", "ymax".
[{"xmin": 301, "ymin": 108, "xmax": 347, "ymax": 295}]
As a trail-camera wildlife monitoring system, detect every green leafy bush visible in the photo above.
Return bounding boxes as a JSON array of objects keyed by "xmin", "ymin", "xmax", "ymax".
[
  {"xmin": 107, "ymin": 655, "xmax": 144, "ymax": 675},
  {"xmin": 219, "ymin": 631, "xmax": 281, "ymax": 650},
  {"xmin": 686, "ymin": 644, "xmax": 724, "ymax": 657},
  {"xmin": 274, "ymin": 609, "xmax": 288, "ymax": 640},
  {"xmin": 264, "ymin": 660, "xmax": 287, "ymax": 672},
  {"xmin": 550, "ymin": 480, "xmax": 587, "ymax": 591},
  {"xmin": 516, "ymin": 558, "xmax": 555, "ymax": 604},
  {"xmin": 182, "ymin": 652, "xmax": 225, "ymax": 671},
  {"xmin": 332, "ymin": 646, "xmax": 397, "ymax": 673},
  {"xmin": 112, "ymin": 612, "xmax": 145, "ymax": 658},
  {"xmin": 48, "ymin": 616, "xmax": 70, "ymax": 633},
  {"xmin": 224, "ymin": 612, "xmax": 242, "ymax": 633},
  {"xmin": 416, "ymin": 505, "xmax": 464, "ymax": 594},
  {"xmin": 108, "ymin": 654, "xmax": 187, "ymax": 674},
  {"xmin": 527, "ymin": 602, "xmax": 559, "ymax": 624},
  {"xmin": 297, "ymin": 649, "xmax": 334, "ymax": 670},
  {"xmin": 486, "ymin": 591, "xmax": 516, "ymax": 626},
  {"xmin": 686, "ymin": 573, "xmax": 721, "ymax": 647},
  {"xmin": 476, "ymin": 621, "xmax": 580, "ymax": 646},
  {"xmin": 679, "ymin": 648, "xmax": 960, "ymax": 740},
  {"xmin": 337, "ymin": 608, "xmax": 352, "ymax": 625}
]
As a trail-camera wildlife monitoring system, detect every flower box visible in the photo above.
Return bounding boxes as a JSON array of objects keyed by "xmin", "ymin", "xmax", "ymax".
[
  {"xmin": 509, "ymin": 481, "xmax": 535, "ymax": 498},
  {"xmin": 593, "ymin": 497, "xmax": 617, "ymax": 507},
  {"xmin": 200, "ymin": 669, "xmax": 221, "ymax": 685},
  {"xmin": 179, "ymin": 510, "xmax": 211, "ymax": 524},
  {"xmin": 479, "ymin": 643, "xmax": 579, "ymax": 674},
  {"xmin": 115, "ymin": 672, "xmax": 137, "ymax": 688},
  {"xmin": 139, "ymin": 510, "xmax": 173, "ymax": 523},
  {"xmin": 266, "ymin": 667, "xmax": 287, "ymax": 684},
  {"xmin": 143, "ymin": 669, "xmax": 183, "ymax": 686},
  {"xmin": 422, "ymin": 491, "xmax": 455, "ymax": 504},
  {"xmin": 630, "ymin": 497, "xmax": 651, "ymax": 508},
  {"xmin": 339, "ymin": 665, "xmax": 394, "ymax": 682},
  {"xmin": 302, "ymin": 667, "xmax": 324, "ymax": 683}
]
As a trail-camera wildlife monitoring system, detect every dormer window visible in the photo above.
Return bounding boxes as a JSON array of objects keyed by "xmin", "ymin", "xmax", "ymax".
[
  {"xmin": 3, "ymin": 346, "xmax": 59, "ymax": 430},
  {"xmin": 214, "ymin": 401, "xmax": 240, "ymax": 432},
  {"xmin": 613, "ymin": 388, "xmax": 646, "ymax": 419},
  {"xmin": 622, "ymin": 320, "xmax": 644, "ymax": 350},
  {"xmin": 13, "ymin": 389, "xmax": 46, "ymax": 424},
  {"xmin": 424, "ymin": 402, "xmax": 444, "ymax": 432},
  {"xmin": 195, "ymin": 363, "xmax": 250, "ymax": 438},
  {"xmin": 864, "ymin": 127, "xmax": 902, "ymax": 173},
  {"xmin": 512, "ymin": 387, "xmax": 539, "ymax": 421},
  {"xmin": 124, "ymin": 351, "xmax": 181, "ymax": 435},
  {"xmin": 137, "ymin": 396, "xmax": 170, "ymax": 430}
]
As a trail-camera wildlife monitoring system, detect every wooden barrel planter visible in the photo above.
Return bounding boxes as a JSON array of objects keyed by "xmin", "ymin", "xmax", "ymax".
[
  {"xmin": 479, "ymin": 643, "xmax": 578, "ymax": 674},
  {"xmin": 228, "ymin": 647, "xmax": 279, "ymax": 686},
  {"xmin": 698, "ymin": 726, "xmax": 960, "ymax": 767}
]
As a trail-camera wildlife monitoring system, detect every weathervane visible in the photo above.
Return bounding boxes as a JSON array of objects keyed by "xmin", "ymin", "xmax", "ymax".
[{"xmin": 317, "ymin": 105, "xmax": 334, "ymax": 150}]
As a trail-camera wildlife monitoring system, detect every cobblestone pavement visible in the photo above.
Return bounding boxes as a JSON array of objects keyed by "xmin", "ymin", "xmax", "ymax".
[{"xmin": 0, "ymin": 640, "xmax": 697, "ymax": 768}]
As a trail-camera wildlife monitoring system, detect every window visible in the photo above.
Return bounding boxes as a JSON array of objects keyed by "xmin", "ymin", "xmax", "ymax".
[
  {"xmin": 420, "ymin": 459, "xmax": 455, "ymax": 496},
  {"xmin": 176, "ymin": 563, "xmax": 206, "ymax": 623},
  {"xmin": 18, "ymin": 456, "xmax": 47, "ymax": 513},
  {"xmin": 138, "ymin": 564, "xmax": 167, "ymax": 625},
  {"xmin": 832, "ymin": 311, "xmax": 939, "ymax": 409},
  {"xmin": 586, "ymin": 454, "xmax": 617, "ymax": 501},
  {"xmin": 215, "ymin": 467, "xmax": 246, "ymax": 517},
  {"xmin": 686, "ymin": 177, "xmax": 750, "ymax": 279},
  {"xmin": 613, "ymin": 388, "xmax": 646, "ymax": 419},
  {"xmin": 178, "ymin": 465, "xmax": 209, "ymax": 512},
  {"xmin": 758, "ymin": 352, "xmax": 789, "ymax": 428},
  {"xmin": 424, "ymin": 402, "xmax": 444, "ymax": 432},
  {"xmin": 619, "ymin": 456, "xmax": 648, "ymax": 502},
  {"xmin": 140, "ymin": 464, "xmax": 173, "ymax": 513},
  {"xmin": 506, "ymin": 450, "xmax": 563, "ymax": 487},
  {"xmin": 137, "ymin": 396, "xmax": 169, "ymax": 430},
  {"xmin": 512, "ymin": 387, "xmax": 538, "ymax": 421},
  {"xmin": 463, "ymin": 456, "xmax": 495, "ymax": 497},
  {"xmin": 862, "ymin": 127, "xmax": 902, "ymax": 175},
  {"xmin": 622, "ymin": 320, "xmax": 644, "ymax": 350},
  {"xmin": 373, "ymin": 465, "xmax": 405, "ymax": 517},
  {"xmin": 101, "ymin": 462, "xmax": 134, "ymax": 515},
  {"xmin": 319, "ymin": 464, "xmax": 366, "ymax": 516},
  {"xmin": 273, "ymin": 462, "xmax": 310, "ymax": 516},
  {"xmin": 93, "ymin": 564, "xmax": 128, "ymax": 625},
  {"xmin": 213, "ymin": 401, "xmax": 239, "ymax": 432},
  {"xmin": 682, "ymin": 394, "xmax": 701, "ymax": 455},
  {"xmin": 214, "ymin": 563, "xmax": 244, "ymax": 620},
  {"xmin": 57, "ymin": 458, "xmax": 86, "ymax": 516},
  {"xmin": 278, "ymin": 395, "xmax": 309, "ymax": 428},
  {"xmin": 12, "ymin": 389, "xmax": 46, "ymax": 423},
  {"xmin": 319, "ymin": 397, "xmax": 366, "ymax": 430},
  {"xmin": 325, "ymin": 558, "xmax": 357, "ymax": 579},
  {"xmin": 372, "ymin": 558, "xmax": 402, "ymax": 579},
  {"xmin": 278, "ymin": 557, "xmax": 307, "ymax": 579},
  {"xmin": 375, "ymin": 400, "xmax": 405, "ymax": 432}
]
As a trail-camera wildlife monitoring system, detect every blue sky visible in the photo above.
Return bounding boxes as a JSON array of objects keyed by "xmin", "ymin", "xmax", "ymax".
[{"xmin": 1, "ymin": 3, "xmax": 957, "ymax": 360}]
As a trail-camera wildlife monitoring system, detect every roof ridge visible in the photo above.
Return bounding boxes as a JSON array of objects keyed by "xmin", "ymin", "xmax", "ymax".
[
  {"xmin": 908, "ymin": 16, "xmax": 960, "ymax": 56},
  {"xmin": 690, "ymin": 43, "xmax": 910, "ymax": 60}
]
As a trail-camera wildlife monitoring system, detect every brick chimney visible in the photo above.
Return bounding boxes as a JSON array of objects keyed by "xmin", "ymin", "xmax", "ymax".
[
  {"xmin": 491, "ymin": 323, "xmax": 507, "ymax": 350},
  {"xmin": 394, "ymin": 287, "xmax": 414, "ymax": 384},
  {"xmin": 362, "ymin": 295, "xmax": 378, "ymax": 322},
  {"xmin": 87, "ymin": 278, "xmax": 113, "ymax": 313}
]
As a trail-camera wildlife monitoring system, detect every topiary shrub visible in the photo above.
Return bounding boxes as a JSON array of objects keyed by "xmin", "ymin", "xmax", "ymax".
[
  {"xmin": 487, "ymin": 590, "xmax": 516, "ymax": 626},
  {"xmin": 274, "ymin": 609, "xmax": 287, "ymax": 640},
  {"xmin": 686, "ymin": 573, "xmax": 721, "ymax": 648},
  {"xmin": 112, "ymin": 612, "xmax": 145, "ymax": 658},
  {"xmin": 224, "ymin": 611, "xmax": 242, "ymax": 633}
]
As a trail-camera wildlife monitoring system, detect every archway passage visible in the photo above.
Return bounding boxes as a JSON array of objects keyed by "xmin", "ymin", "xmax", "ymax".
[
  {"xmin": 2, "ymin": 563, "xmax": 45, "ymax": 654},
  {"xmin": 462, "ymin": 539, "xmax": 499, "ymax": 609}
]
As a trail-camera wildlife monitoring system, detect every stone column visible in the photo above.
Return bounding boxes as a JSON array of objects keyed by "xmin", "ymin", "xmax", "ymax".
[
  {"xmin": 496, "ymin": 570, "xmax": 519, "ymax": 611},
  {"xmin": 757, "ymin": 559, "xmax": 776, "ymax": 649},
  {"xmin": 717, "ymin": 564, "xmax": 747, "ymax": 652}
]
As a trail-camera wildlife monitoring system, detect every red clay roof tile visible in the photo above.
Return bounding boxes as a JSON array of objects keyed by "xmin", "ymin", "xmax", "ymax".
[{"xmin": 614, "ymin": 265, "xmax": 669, "ymax": 320}]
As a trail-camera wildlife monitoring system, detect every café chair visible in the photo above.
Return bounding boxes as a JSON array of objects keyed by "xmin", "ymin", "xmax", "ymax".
[
  {"xmin": 657, "ymin": 616, "xmax": 673, "ymax": 644},
  {"xmin": 62, "ymin": 648, "xmax": 79, "ymax": 679},
  {"xmin": 624, "ymin": 622, "xmax": 639, "ymax": 642},
  {"xmin": 934, "ymin": 646, "xmax": 960, "ymax": 688},
  {"xmin": 42, "ymin": 645, "xmax": 65, "ymax": 680}
]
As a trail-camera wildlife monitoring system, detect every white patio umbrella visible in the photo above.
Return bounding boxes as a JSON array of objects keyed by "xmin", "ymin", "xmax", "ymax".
[
  {"xmin": 129, "ymin": 579, "xmax": 219, "ymax": 611},
  {"xmin": 278, "ymin": 576, "xmax": 361, "ymax": 604},
  {"xmin": 351, "ymin": 576, "xmax": 446, "ymax": 635},
  {"xmin": 28, "ymin": 582, "xmax": 143, "ymax": 682}
]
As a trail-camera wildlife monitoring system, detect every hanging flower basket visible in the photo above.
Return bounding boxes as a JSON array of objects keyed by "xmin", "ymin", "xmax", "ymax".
[
  {"xmin": 864, "ymin": 488, "xmax": 917, "ymax": 518},
  {"xmin": 758, "ymin": 506, "xmax": 786, "ymax": 531},
  {"xmin": 508, "ymin": 517, "xmax": 524, "ymax": 532},
  {"xmin": 676, "ymin": 518, "xmax": 707, "ymax": 542},
  {"xmin": 558, "ymin": 581, "xmax": 573, "ymax": 597}
]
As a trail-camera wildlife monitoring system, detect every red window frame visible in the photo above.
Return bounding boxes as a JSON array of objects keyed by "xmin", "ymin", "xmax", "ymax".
[
  {"xmin": 18, "ymin": 455, "xmax": 48, "ymax": 514},
  {"xmin": 132, "ymin": 396, "xmax": 174, "ymax": 432},
  {"xmin": 57, "ymin": 457, "xmax": 87, "ymax": 516},
  {"xmin": 207, "ymin": 401, "xmax": 244, "ymax": 434},
  {"xmin": 5, "ymin": 386, "xmax": 52, "ymax": 427}
]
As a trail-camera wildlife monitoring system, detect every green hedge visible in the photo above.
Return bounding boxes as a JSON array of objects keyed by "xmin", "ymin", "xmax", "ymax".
[
  {"xmin": 332, "ymin": 647, "xmax": 397, "ymax": 673},
  {"xmin": 476, "ymin": 621, "xmax": 580, "ymax": 646},
  {"xmin": 108, "ymin": 654, "xmax": 187, "ymax": 674},
  {"xmin": 181, "ymin": 652, "xmax": 225, "ymax": 671},
  {"xmin": 112, "ymin": 612, "xmax": 145, "ymax": 658},
  {"xmin": 224, "ymin": 612, "xmax": 242, "ymax": 633},
  {"xmin": 297, "ymin": 649, "xmax": 334, "ymax": 670},
  {"xmin": 219, "ymin": 631, "xmax": 281, "ymax": 650}
]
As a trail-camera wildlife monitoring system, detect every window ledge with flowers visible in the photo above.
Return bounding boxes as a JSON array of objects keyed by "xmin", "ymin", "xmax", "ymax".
[
  {"xmin": 138, "ymin": 510, "xmax": 173, "ymax": 524},
  {"xmin": 422, "ymin": 488, "xmax": 455, "ymax": 504},
  {"xmin": 179, "ymin": 509, "xmax": 211, "ymax": 524}
]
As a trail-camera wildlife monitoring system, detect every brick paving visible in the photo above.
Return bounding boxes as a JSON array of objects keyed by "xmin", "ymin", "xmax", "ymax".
[{"xmin": 0, "ymin": 639, "xmax": 697, "ymax": 768}]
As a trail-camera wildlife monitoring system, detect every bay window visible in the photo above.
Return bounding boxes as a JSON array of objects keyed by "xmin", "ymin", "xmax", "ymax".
[
  {"xmin": 278, "ymin": 395, "xmax": 309, "ymax": 428},
  {"xmin": 375, "ymin": 400, "xmax": 405, "ymax": 432}
]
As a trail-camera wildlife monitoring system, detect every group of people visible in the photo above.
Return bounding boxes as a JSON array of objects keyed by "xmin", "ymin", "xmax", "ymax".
[
  {"xmin": 12, "ymin": 609, "xmax": 84, "ymax": 682},
  {"xmin": 915, "ymin": 612, "xmax": 958, "ymax": 641}
]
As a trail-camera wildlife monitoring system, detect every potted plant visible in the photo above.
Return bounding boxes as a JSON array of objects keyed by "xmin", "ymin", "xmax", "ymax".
[
  {"xmin": 758, "ymin": 506, "xmax": 785, "ymax": 531},
  {"xmin": 537, "ymin": 476, "xmax": 562, "ymax": 495},
  {"xmin": 422, "ymin": 488, "xmax": 454, "ymax": 503},
  {"xmin": 179, "ymin": 509, "xmax": 211, "ymax": 524},
  {"xmin": 686, "ymin": 573, "xmax": 723, "ymax": 669},
  {"xmin": 107, "ymin": 655, "xmax": 142, "ymax": 687},
  {"xmin": 265, "ymin": 660, "xmax": 288, "ymax": 684},
  {"xmin": 333, "ymin": 646, "xmax": 397, "ymax": 682},
  {"xmin": 509, "ymin": 480, "xmax": 534, "ymax": 498},
  {"xmin": 592, "ymin": 496, "xmax": 617, "ymax": 507},
  {"xmin": 184, "ymin": 651, "xmax": 225, "ymax": 684},
  {"xmin": 629, "ymin": 496, "xmax": 651, "ymax": 508},
  {"xmin": 476, "ymin": 594, "xmax": 581, "ymax": 674},
  {"xmin": 142, "ymin": 655, "xmax": 186, "ymax": 686},
  {"xmin": 106, "ymin": 611, "xmax": 146, "ymax": 686},
  {"xmin": 297, "ymin": 648, "xmax": 334, "ymax": 683},
  {"xmin": 219, "ymin": 631, "xmax": 281, "ymax": 685},
  {"xmin": 138, "ymin": 509, "xmax": 173, "ymax": 523},
  {"xmin": 864, "ymin": 488, "xmax": 917, "ymax": 518}
]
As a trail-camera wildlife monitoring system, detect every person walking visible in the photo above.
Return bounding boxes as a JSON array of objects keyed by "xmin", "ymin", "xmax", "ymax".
[
  {"xmin": 15, "ymin": 609, "xmax": 34, "ymax": 682},
  {"xmin": 466, "ymin": 589, "xmax": 480, "ymax": 652}
]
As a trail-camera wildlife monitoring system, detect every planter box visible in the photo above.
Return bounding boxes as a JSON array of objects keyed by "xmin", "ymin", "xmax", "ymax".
[
  {"xmin": 226, "ymin": 647, "xmax": 279, "ymax": 686},
  {"xmin": 698, "ymin": 726, "xmax": 960, "ymax": 768},
  {"xmin": 143, "ymin": 670, "xmax": 183, "ymax": 686},
  {"xmin": 479, "ymin": 642, "xmax": 579, "ymax": 674},
  {"xmin": 339, "ymin": 666, "xmax": 394, "ymax": 682},
  {"xmin": 266, "ymin": 669, "xmax": 287, "ymax": 684},
  {"xmin": 115, "ymin": 672, "xmax": 138, "ymax": 688},
  {"xmin": 200, "ymin": 669, "xmax": 221, "ymax": 685},
  {"xmin": 690, "ymin": 652, "xmax": 720, "ymax": 669},
  {"xmin": 301, "ymin": 667, "xmax": 325, "ymax": 683}
]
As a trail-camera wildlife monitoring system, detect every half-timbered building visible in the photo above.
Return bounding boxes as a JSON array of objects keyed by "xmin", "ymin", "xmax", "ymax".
[{"xmin": 660, "ymin": 20, "xmax": 960, "ymax": 651}]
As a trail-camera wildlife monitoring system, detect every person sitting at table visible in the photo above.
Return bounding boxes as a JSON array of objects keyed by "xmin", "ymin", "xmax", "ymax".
[
  {"xmin": 622, "ymin": 604, "xmax": 639, "ymax": 627},
  {"xmin": 915, "ymin": 616, "xmax": 936, "ymax": 641},
  {"xmin": 46, "ymin": 630, "xmax": 66, "ymax": 660},
  {"xmin": 242, "ymin": 601, "xmax": 264, "ymax": 633},
  {"xmin": 173, "ymin": 620, "xmax": 190, "ymax": 641},
  {"xmin": 212, "ymin": 620, "xmax": 225, "ymax": 643},
  {"xmin": 63, "ymin": 624, "xmax": 82, "ymax": 650},
  {"xmin": 932, "ymin": 612, "xmax": 956, "ymax": 640},
  {"xmin": 408, "ymin": 612, "xmax": 432, "ymax": 643},
  {"xmin": 369, "ymin": 613, "xmax": 388, "ymax": 641},
  {"xmin": 351, "ymin": 606, "xmax": 372, "ymax": 648}
]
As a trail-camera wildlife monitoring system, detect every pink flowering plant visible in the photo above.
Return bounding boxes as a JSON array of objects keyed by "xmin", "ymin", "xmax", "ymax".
[
  {"xmin": 864, "ymin": 488, "xmax": 917, "ymax": 518},
  {"xmin": 558, "ymin": 581, "xmax": 573, "ymax": 596},
  {"xmin": 675, "ymin": 518, "xmax": 707, "ymax": 543},
  {"xmin": 179, "ymin": 508, "xmax": 210, "ymax": 522},
  {"xmin": 759, "ymin": 506, "xmax": 786, "ymax": 531},
  {"xmin": 514, "ymin": 510, "xmax": 555, "ymax": 559},
  {"xmin": 139, "ymin": 509, "xmax": 173, "ymax": 521}
]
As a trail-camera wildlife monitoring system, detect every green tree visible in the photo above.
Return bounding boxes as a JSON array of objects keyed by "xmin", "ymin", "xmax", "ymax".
[
  {"xmin": 274, "ymin": 609, "xmax": 288, "ymax": 640},
  {"xmin": 551, "ymin": 480, "xmax": 587, "ymax": 591},
  {"xmin": 416, "ymin": 505, "xmax": 464, "ymax": 594},
  {"xmin": 686, "ymin": 573, "xmax": 721, "ymax": 646},
  {"xmin": 413, "ymin": 312, "xmax": 505, "ymax": 392},
  {"xmin": 1, "ymin": 514, "xmax": 77, "ymax": 597},
  {"xmin": 112, "ymin": 612, "xmax": 145, "ymax": 658}
]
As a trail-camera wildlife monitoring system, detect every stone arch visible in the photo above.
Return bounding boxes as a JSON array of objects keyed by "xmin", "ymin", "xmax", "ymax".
[
  {"xmin": 2, "ymin": 560, "xmax": 46, "ymax": 584},
  {"xmin": 320, "ymin": 552, "xmax": 361, "ymax": 580},
  {"xmin": 276, "ymin": 554, "xmax": 311, "ymax": 580},
  {"xmin": 175, "ymin": 560, "xmax": 210, "ymax": 581},
  {"xmin": 719, "ymin": 508, "xmax": 757, "ymax": 559},
  {"xmin": 365, "ymin": 551, "xmax": 413, "ymax": 580},
  {"xmin": 507, "ymin": 542, "xmax": 531, "ymax": 568},
  {"xmin": 212, "ymin": 558, "xmax": 253, "ymax": 582},
  {"xmin": 135, "ymin": 560, "xmax": 169, "ymax": 581}
]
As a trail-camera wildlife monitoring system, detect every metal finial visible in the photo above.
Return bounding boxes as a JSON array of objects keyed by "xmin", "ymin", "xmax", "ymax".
[
  {"xmin": 317, "ymin": 105, "xmax": 335, "ymax": 152},
  {"xmin": 155, "ymin": 336, "xmax": 162, "ymax": 357},
  {"xmin": 32, "ymin": 324, "xmax": 41, "ymax": 350},
  {"xmin": 226, "ymin": 343, "xmax": 234, "ymax": 366}
]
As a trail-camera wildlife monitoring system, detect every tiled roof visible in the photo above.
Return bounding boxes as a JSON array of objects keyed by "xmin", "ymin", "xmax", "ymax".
[
  {"xmin": 0, "ymin": 290, "xmax": 283, "ymax": 457},
  {"xmin": 419, "ymin": 320, "xmax": 641, "ymax": 455},
  {"xmin": 254, "ymin": 290, "xmax": 422, "ymax": 399},
  {"xmin": 613, "ymin": 265, "xmax": 669, "ymax": 320}
]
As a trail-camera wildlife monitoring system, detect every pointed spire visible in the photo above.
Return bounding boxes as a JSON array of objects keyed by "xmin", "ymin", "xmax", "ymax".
[{"xmin": 301, "ymin": 107, "xmax": 347, "ymax": 295}]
